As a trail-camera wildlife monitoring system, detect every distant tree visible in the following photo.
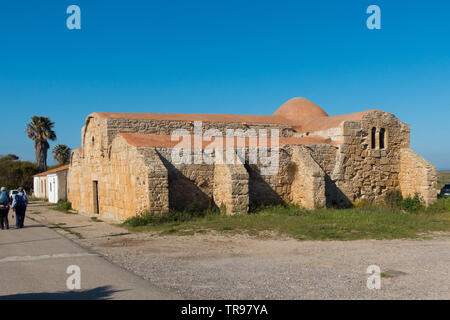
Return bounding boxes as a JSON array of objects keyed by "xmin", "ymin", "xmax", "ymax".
[
  {"xmin": 25, "ymin": 116, "xmax": 56, "ymax": 172},
  {"xmin": 3, "ymin": 154, "xmax": 19, "ymax": 161},
  {"xmin": 52, "ymin": 144, "xmax": 71, "ymax": 165},
  {"xmin": 0, "ymin": 155, "xmax": 38, "ymax": 191}
]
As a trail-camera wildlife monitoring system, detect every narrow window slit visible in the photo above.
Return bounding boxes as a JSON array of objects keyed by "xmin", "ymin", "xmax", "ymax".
[
  {"xmin": 371, "ymin": 127, "xmax": 376, "ymax": 149},
  {"xmin": 379, "ymin": 128, "xmax": 385, "ymax": 149}
]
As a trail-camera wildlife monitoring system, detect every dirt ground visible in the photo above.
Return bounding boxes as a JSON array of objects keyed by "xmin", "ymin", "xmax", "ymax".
[{"xmin": 26, "ymin": 202, "xmax": 449, "ymax": 299}]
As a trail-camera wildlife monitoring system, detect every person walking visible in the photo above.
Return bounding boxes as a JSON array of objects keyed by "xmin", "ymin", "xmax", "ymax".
[
  {"xmin": 0, "ymin": 187, "xmax": 10, "ymax": 230},
  {"xmin": 11, "ymin": 187, "xmax": 28, "ymax": 229}
]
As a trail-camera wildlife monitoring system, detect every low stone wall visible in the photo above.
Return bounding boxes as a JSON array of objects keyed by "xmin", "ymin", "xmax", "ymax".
[{"xmin": 399, "ymin": 148, "xmax": 437, "ymax": 206}]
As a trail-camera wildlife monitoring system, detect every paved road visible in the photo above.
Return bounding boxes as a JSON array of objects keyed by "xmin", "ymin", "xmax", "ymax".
[{"xmin": 0, "ymin": 215, "xmax": 180, "ymax": 300}]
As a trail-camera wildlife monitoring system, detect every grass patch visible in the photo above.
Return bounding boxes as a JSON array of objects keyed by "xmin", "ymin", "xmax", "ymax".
[
  {"xmin": 28, "ymin": 196, "xmax": 44, "ymax": 201},
  {"xmin": 51, "ymin": 223, "xmax": 83, "ymax": 239},
  {"xmin": 381, "ymin": 272, "xmax": 394, "ymax": 278},
  {"xmin": 122, "ymin": 200, "xmax": 450, "ymax": 241},
  {"xmin": 29, "ymin": 211, "xmax": 41, "ymax": 215},
  {"xmin": 123, "ymin": 205, "xmax": 220, "ymax": 227},
  {"xmin": 91, "ymin": 217, "xmax": 103, "ymax": 222},
  {"xmin": 52, "ymin": 200, "xmax": 77, "ymax": 214}
]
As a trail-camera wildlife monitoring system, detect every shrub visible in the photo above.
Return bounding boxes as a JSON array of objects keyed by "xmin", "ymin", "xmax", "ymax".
[
  {"xmin": 353, "ymin": 199, "xmax": 374, "ymax": 209},
  {"xmin": 384, "ymin": 190, "xmax": 403, "ymax": 209},
  {"xmin": 0, "ymin": 155, "xmax": 39, "ymax": 191},
  {"xmin": 56, "ymin": 200, "xmax": 72, "ymax": 212},
  {"xmin": 219, "ymin": 203, "xmax": 227, "ymax": 214},
  {"xmin": 401, "ymin": 193, "xmax": 424, "ymax": 212}
]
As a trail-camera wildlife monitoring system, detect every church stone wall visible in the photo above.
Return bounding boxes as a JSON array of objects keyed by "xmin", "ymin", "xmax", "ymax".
[
  {"xmin": 213, "ymin": 163, "xmax": 249, "ymax": 215},
  {"xmin": 291, "ymin": 146, "xmax": 326, "ymax": 209},
  {"xmin": 399, "ymin": 148, "xmax": 437, "ymax": 205},
  {"xmin": 67, "ymin": 108, "xmax": 437, "ymax": 223},
  {"xmin": 67, "ymin": 150, "xmax": 82, "ymax": 210},
  {"xmin": 69, "ymin": 132, "xmax": 169, "ymax": 221},
  {"xmin": 323, "ymin": 111, "xmax": 411, "ymax": 206}
]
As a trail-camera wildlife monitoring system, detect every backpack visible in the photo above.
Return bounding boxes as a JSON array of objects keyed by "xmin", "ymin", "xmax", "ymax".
[
  {"xmin": 0, "ymin": 192, "xmax": 9, "ymax": 205},
  {"xmin": 14, "ymin": 194, "xmax": 26, "ymax": 209}
]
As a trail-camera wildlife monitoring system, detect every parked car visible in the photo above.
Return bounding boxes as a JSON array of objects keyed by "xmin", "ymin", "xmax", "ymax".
[
  {"xmin": 9, "ymin": 189, "xmax": 27, "ymax": 200},
  {"xmin": 440, "ymin": 184, "xmax": 450, "ymax": 197}
]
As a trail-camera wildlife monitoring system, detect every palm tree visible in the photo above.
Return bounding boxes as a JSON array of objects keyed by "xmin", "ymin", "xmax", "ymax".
[
  {"xmin": 53, "ymin": 144, "xmax": 71, "ymax": 165},
  {"xmin": 26, "ymin": 116, "xmax": 56, "ymax": 172}
]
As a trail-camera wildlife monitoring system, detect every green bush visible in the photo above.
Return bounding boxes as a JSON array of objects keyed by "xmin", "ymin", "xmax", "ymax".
[
  {"xmin": 0, "ymin": 155, "xmax": 38, "ymax": 191},
  {"xmin": 56, "ymin": 200, "xmax": 72, "ymax": 212},
  {"xmin": 401, "ymin": 193, "xmax": 424, "ymax": 212},
  {"xmin": 384, "ymin": 190, "xmax": 404, "ymax": 209},
  {"xmin": 384, "ymin": 190, "xmax": 426, "ymax": 212}
]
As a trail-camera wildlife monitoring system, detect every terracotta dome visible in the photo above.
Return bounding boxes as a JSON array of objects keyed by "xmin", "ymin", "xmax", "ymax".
[{"xmin": 273, "ymin": 98, "xmax": 328, "ymax": 121}]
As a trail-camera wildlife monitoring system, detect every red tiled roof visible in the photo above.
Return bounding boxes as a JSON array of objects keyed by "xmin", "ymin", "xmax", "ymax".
[
  {"xmin": 34, "ymin": 164, "xmax": 70, "ymax": 177},
  {"xmin": 88, "ymin": 98, "xmax": 382, "ymax": 134},
  {"xmin": 92, "ymin": 112, "xmax": 292, "ymax": 125}
]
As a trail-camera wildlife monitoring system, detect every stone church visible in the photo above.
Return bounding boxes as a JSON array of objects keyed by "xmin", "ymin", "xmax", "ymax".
[{"xmin": 67, "ymin": 98, "xmax": 436, "ymax": 221}]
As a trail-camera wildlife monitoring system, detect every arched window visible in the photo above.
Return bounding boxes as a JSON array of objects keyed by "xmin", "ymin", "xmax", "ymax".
[
  {"xmin": 371, "ymin": 127, "xmax": 376, "ymax": 149},
  {"xmin": 379, "ymin": 128, "xmax": 386, "ymax": 149}
]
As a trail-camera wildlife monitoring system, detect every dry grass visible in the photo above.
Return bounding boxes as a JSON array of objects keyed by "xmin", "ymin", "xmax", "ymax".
[{"xmin": 438, "ymin": 170, "xmax": 450, "ymax": 189}]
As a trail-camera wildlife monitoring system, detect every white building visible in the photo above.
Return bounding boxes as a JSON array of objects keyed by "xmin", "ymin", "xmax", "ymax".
[
  {"xmin": 33, "ymin": 174, "xmax": 48, "ymax": 199},
  {"xmin": 33, "ymin": 165, "xmax": 69, "ymax": 203}
]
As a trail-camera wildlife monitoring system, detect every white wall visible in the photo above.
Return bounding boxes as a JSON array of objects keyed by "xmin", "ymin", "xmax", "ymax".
[
  {"xmin": 33, "ymin": 177, "xmax": 40, "ymax": 197},
  {"xmin": 48, "ymin": 174, "xmax": 58, "ymax": 203}
]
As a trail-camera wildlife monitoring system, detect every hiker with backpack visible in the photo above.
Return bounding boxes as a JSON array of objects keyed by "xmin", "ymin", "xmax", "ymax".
[
  {"xmin": 0, "ymin": 187, "xmax": 10, "ymax": 230},
  {"xmin": 11, "ymin": 187, "xmax": 28, "ymax": 229}
]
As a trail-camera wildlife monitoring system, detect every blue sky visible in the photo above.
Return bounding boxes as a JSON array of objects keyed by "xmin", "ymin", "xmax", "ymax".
[{"xmin": 0, "ymin": 0, "xmax": 449, "ymax": 169}]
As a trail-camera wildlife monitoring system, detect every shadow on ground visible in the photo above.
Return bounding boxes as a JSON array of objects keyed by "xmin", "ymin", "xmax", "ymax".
[{"xmin": 0, "ymin": 285, "xmax": 126, "ymax": 300}]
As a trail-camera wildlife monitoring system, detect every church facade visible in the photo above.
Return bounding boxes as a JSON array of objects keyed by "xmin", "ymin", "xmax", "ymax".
[{"xmin": 67, "ymin": 98, "xmax": 436, "ymax": 221}]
